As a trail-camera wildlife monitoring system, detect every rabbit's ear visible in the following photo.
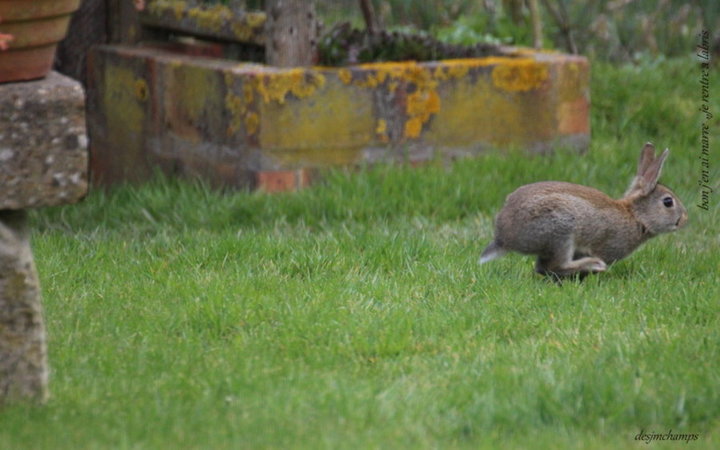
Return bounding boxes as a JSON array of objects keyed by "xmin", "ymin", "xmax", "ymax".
[
  {"xmin": 636, "ymin": 143, "xmax": 656, "ymax": 178},
  {"xmin": 626, "ymin": 144, "xmax": 667, "ymax": 197},
  {"xmin": 639, "ymin": 148, "xmax": 668, "ymax": 194}
]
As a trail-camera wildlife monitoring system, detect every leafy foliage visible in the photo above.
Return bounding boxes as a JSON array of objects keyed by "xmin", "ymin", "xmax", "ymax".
[
  {"xmin": 318, "ymin": 22, "xmax": 503, "ymax": 65},
  {"xmin": 316, "ymin": 0, "xmax": 719, "ymax": 62}
]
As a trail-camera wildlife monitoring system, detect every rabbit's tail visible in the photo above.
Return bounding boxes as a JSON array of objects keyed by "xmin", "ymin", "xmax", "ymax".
[{"xmin": 479, "ymin": 240, "xmax": 507, "ymax": 264}]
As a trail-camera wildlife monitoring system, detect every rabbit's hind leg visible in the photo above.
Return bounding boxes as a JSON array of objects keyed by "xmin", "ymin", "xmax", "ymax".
[{"xmin": 535, "ymin": 239, "xmax": 607, "ymax": 277}]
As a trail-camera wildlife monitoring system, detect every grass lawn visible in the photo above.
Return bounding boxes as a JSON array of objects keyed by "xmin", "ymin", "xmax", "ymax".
[{"xmin": 1, "ymin": 57, "xmax": 718, "ymax": 449}]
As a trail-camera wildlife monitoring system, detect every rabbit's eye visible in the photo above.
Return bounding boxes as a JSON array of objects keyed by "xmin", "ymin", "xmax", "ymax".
[{"xmin": 663, "ymin": 196, "xmax": 674, "ymax": 208}]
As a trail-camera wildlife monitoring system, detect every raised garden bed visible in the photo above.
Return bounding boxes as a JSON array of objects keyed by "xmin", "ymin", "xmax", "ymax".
[{"xmin": 88, "ymin": 2, "xmax": 589, "ymax": 191}]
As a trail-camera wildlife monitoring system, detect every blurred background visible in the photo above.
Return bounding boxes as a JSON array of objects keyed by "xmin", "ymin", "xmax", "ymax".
[
  {"xmin": 56, "ymin": 0, "xmax": 719, "ymax": 84},
  {"xmin": 240, "ymin": 0, "xmax": 718, "ymax": 62}
]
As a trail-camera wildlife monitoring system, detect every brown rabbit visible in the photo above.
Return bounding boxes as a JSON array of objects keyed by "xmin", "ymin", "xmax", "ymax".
[{"xmin": 480, "ymin": 143, "xmax": 688, "ymax": 277}]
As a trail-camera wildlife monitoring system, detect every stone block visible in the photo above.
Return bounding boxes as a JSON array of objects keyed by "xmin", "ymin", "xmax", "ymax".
[
  {"xmin": 87, "ymin": 45, "xmax": 590, "ymax": 191},
  {"xmin": 0, "ymin": 71, "xmax": 89, "ymax": 209}
]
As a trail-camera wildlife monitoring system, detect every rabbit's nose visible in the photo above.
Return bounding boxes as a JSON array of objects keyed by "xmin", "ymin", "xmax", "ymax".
[{"xmin": 676, "ymin": 211, "xmax": 688, "ymax": 228}]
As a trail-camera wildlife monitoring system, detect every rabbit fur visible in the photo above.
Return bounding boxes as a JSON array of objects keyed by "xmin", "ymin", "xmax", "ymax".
[{"xmin": 480, "ymin": 143, "xmax": 688, "ymax": 277}]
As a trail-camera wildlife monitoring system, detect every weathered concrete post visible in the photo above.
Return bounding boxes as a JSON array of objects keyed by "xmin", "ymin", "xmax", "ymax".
[
  {"xmin": 0, "ymin": 72, "xmax": 88, "ymax": 404},
  {"xmin": 0, "ymin": 210, "xmax": 47, "ymax": 404}
]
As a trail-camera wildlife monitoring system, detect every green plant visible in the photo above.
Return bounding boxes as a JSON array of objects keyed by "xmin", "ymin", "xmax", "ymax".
[
  {"xmin": 316, "ymin": 1, "xmax": 719, "ymax": 63},
  {"xmin": 434, "ymin": 14, "xmax": 512, "ymax": 46}
]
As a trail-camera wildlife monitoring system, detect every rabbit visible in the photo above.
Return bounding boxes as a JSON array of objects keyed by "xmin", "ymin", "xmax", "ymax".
[{"xmin": 479, "ymin": 143, "xmax": 688, "ymax": 278}]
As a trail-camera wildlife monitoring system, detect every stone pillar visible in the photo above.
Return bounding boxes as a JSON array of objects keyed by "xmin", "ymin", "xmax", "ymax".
[
  {"xmin": 0, "ymin": 210, "xmax": 47, "ymax": 404},
  {"xmin": 0, "ymin": 71, "xmax": 89, "ymax": 404}
]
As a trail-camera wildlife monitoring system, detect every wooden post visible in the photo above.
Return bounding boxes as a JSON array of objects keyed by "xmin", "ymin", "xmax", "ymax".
[
  {"xmin": 264, "ymin": 0, "xmax": 318, "ymax": 66},
  {"xmin": 106, "ymin": 0, "xmax": 142, "ymax": 44}
]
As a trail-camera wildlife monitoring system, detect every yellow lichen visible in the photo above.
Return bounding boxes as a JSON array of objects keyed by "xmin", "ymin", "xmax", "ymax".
[
  {"xmin": 244, "ymin": 112, "xmax": 260, "ymax": 135},
  {"xmin": 148, "ymin": 1, "xmax": 264, "ymax": 42},
  {"xmin": 231, "ymin": 23, "xmax": 252, "ymax": 41},
  {"xmin": 404, "ymin": 117, "xmax": 423, "ymax": 139},
  {"xmin": 243, "ymin": 82, "xmax": 254, "ymax": 104},
  {"xmin": 134, "ymin": 79, "xmax": 149, "ymax": 101},
  {"xmin": 170, "ymin": 2, "xmax": 184, "ymax": 20},
  {"xmin": 226, "ymin": 91, "xmax": 262, "ymax": 136},
  {"xmin": 402, "ymin": 74, "xmax": 441, "ymax": 139},
  {"xmin": 224, "ymin": 91, "xmax": 245, "ymax": 135},
  {"xmin": 338, "ymin": 68, "xmax": 352, "ymax": 85},
  {"xmin": 330, "ymin": 61, "xmax": 459, "ymax": 139},
  {"xmin": 225, "ymin": 76, "xmax": 260, "ymax": 136},
  {"xmin": 376, "ymin": 119, "xmax": 387, "ymax": 134},
  {"xmin": 446, "ymin": 63, "xmax": 469, "ymax": 79},
  {"xmin": 232, "ymin": 11, "xmax": 266, "ymax": 41},
  {"xmin": 225, "ymin": 55, "xmax": 550, "ymax": 143},
  {"xmin": 406, "ymin": 90, "xmax": 440, "ymax": 121},
  {"xmin": 254, "ymin": 69, "xmax": 326, "ymax": 104},
  {"xmin": 375, "ymin": 119, "xmax": 389, "ymax": 143},
  {"xmin": 352, "ymin": 62, "xmax": 409, "ymax": 89},
  {"xmin": 187, "ymin": 4, "xmax": 232, "ymax": 30},
  {"xmin": 403, "ymin": 65, "xmax": 437, "ymax": 90},
  {"xmin": 226, "ymin": 69, "xmax": 328, "ymax": 136},
  {"xmin": 491, "ymin": 60, "xmax": 549, "ymax": 92},
  {"xmin": 244, "ymin": 12, "xmax": 266, "ymax": 29},
  {"xmin": 432, "ymin": 66, "xmax": 449, "ymax": 81},
  {"xmin": 224, "ymin": 65, "xmax": 330, "ymax": 139},
  {"xmin": 148, "ymin": 0, "xmax": 189, "ymax": 21}
]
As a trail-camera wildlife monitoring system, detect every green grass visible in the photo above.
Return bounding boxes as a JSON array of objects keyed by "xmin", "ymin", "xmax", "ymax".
[{"xmin": 1, "ymin": 57, "xmax": 719, "ymax": 449}]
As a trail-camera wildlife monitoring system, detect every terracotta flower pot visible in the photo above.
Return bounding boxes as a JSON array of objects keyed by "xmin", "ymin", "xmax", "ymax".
[{"xmin": 0, "ymin": 0, "xmax": 81, "ymax": 83}]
